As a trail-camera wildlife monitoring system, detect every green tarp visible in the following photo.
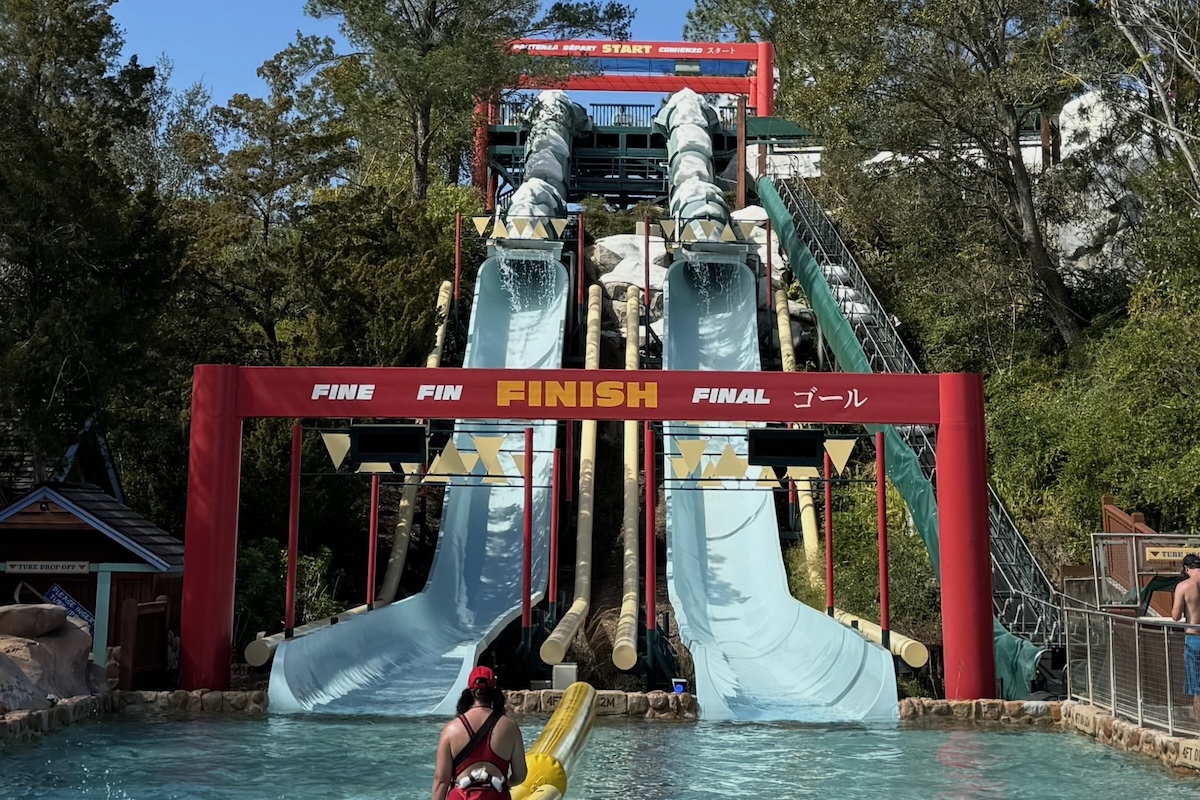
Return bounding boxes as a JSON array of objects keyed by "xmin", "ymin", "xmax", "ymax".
[{"xmin": 759, "ymin": 177, "xmax": 1042, "ymax": 700}]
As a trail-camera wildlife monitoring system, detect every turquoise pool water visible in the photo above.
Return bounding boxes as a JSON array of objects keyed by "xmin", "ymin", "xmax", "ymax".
[{"xmin": 3, "ymin": 716, "xmax": 1198, "ymax": 799}]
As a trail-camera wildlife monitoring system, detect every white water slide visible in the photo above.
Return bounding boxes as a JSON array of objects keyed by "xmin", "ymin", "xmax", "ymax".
[
  {"xmin": 662, "ymin": 260, "xmax": 898, "ymax": 721},
  {"xmin": 269, "ymin": 255, "xmax": 568, "ymax": 716}
]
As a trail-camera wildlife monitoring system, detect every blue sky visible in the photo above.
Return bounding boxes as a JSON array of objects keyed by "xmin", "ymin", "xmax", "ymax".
[{"xmin": 114, "ymin": 0, "xmax": 693, "ymax": 106}]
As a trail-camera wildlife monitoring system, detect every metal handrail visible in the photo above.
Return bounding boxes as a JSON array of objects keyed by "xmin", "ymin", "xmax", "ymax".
[
  {"xmin": 771, "ymin": 172, "xmax": 1063, "ymax": 647},
  {"xmin": 1064, "ymin": 604, "xmax": 1199, "ymax": 738}
]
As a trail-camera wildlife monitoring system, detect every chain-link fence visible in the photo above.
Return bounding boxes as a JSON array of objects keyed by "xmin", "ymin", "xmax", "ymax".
[{"xmin": 1065, "ymin": 604, "xmax": 1200, "ymax": 737}]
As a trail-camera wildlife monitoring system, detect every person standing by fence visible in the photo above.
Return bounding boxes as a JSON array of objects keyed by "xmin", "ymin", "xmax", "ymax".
[{"xmin": 1171, "ymin": 554, "xmax": 1200, "ymax": 722}]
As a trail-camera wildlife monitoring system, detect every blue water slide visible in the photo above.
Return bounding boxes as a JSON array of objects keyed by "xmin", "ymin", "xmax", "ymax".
[{"xmin": 269, "ymin": 255, "xmax": 568, "ymax": 715}]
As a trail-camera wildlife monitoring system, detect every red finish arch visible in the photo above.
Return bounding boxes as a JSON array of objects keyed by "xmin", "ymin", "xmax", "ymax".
[{"xmin": 180, "ymin": 364, "xmax": 993, "ymax": 701}]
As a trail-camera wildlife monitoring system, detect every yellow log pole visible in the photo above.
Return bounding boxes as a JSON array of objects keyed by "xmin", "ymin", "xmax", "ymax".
[
  {"xmin": 540, "ymin": 285, "xmax": 603, "ymax": 664},
  {"xmin": 376, "ymin": 471, "xmax": 419, "ymax": 605},
  {"xmin": 426, "ymin": 280, "xmax": 453, "ymax": 368},
  {"xmin": 244, "ymin": 603, "xmax": 371, "ymax": 667},
  {"xmin": 774, "ymin": 288, "xmax": 796, "ymax": 374},
  {"xmin": 613, "ymin": 289, "xmax": 642, "ymax": 670},
  {"xmin": 775, "ymin": 288, "xmax": 821, "ymax": 584},
  {"xmin": 833, "ymin": 608, "xmax": 929, "ymax": 669},
  {"xmin": 796, "ymin": 477, "xmax": 824, "ymax": 588}
]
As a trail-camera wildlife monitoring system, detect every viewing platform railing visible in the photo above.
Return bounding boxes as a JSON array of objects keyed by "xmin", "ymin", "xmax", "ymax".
[{"xmin": 1065, "ymin": 603, "xmax": 1200, "ymax": 738}]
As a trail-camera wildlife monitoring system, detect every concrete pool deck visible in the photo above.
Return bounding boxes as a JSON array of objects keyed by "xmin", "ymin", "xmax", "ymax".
[{"xmin": 3, "ymin": 690, "xmax": 1199, "ymax": 776}]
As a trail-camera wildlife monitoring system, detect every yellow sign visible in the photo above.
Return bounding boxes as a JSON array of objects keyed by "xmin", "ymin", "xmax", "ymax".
[
  {"xmin": 497, "ymin": 380, "xmax": 658, "ymax": 409},
  {"xmin": 602, "ymin": 43, "xmax": 652, "ymax": 54},
  {"xmin": 1145, "ymin": 547, "xmax": 1190, "ymax": 563}
]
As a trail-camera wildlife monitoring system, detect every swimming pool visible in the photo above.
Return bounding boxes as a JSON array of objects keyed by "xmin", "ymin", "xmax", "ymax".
[{"xmin": 3, "ymin": 715, "xmax": 1197, "ymax": 799}]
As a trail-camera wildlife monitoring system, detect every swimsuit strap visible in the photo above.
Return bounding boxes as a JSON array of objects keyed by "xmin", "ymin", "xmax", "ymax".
[{"xmin": 458, "ymin": 714, "xmax": 476, "ymax": 736}]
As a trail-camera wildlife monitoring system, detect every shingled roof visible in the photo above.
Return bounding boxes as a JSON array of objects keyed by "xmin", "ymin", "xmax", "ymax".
[{"xmin": 0, "ymin": 484, "xmax": 183, "ymax": 572}]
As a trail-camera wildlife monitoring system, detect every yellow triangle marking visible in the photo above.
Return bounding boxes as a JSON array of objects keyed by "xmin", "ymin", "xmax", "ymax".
[
  {"xmin": 674, "ymin": 438, "xmax": 709, "ymax": 475},
  {"xmin": 720, "ymin": 223, "xmax": 737, "ymax": 242},
  {"xmin": 699, "ymin": 460, "xmax": 722, "ymax": 488},
  {"xmin": 739, "ymin": 221, "xmax": 759, "ymax": 239},
  {"xmin": 491, "ymin": 220, "xmax": 508, "ymax": 239},
  {"xmin": 824, "ymin": 438, "xmax": 857, "ymax": 476},
  {"xmin": 699, "ymin": 220, "xmax": 717, "ymax": 238},
  {"xmin": 786, "ymin": 465, "xmax": 821, "ymax": 481},
  {"xmin": 756, "ymin": 466, "xmax": 781, "ymax": 489},
  {"xmin": 356, "ymin": 462, "xmax": 393, "ymax": 473},
  {"xmin": 552, "ymin": 218, "xmax": 568, "ymax": 236},
  {"xmin": 681, "ymin": 224, "xmax": 697, "ymax": 241},
  {"xmin": 484, "ymin": 476, "xmax": 511, "ymax": 485},
  {"xmin": 473, "ymin": 216, "xmax": 492, "ymax": 236},
  {"xmin": 460, "ymin": 453, "xmax": 479, "ymax": 474},
  {"xmin": 320, "ymin": 432, "xmax": 350, "ymax": 470},
  {"xmin": 533, "ymin": 221, "xmax": 549, "ymax": 239},
  {"xmin": 429, "ymin": 440, "xmax": 467, "ymax": 478},
  {"xmin": 513, "ymin": 218, "xmax": 529, "ymax": 235},
  {"xmin": 712, "ymin": 444, "xmax": 747, "ymax": 479},
  {"xmin": 511, "ymin": 451, "xmax": 528, "ymax": 478},
  {"xmin": 472, "ymin": 436, "xmax": 507, "ymax": 478},
  {"xmin": 670, "ymin": 456, "xmax": 693, "ymax": 479},
  {"xmin": 400, "ymin": 463, "xmax": 420, "ymax": 475},
  {"xmin": 659, "ymin": 219, "xmax": 676, "ymax": 240}
]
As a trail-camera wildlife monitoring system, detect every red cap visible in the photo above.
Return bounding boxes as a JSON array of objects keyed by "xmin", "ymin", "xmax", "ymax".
[{"xmin": 469, "ymin": 665, "xmax": 496, "ymax": 689}]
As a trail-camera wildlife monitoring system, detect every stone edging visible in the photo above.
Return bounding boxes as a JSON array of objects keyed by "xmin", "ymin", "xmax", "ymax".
[
  {"xmin": 1060, "ymin": 700, "xmax": 1200, "ymax": 773},
  {"xmin": 1, "ymin": 690, "xmax": 268, "ymax": 746},
  {"xmin": 504, "ymin": 689, "xmax": 698, "ymax": 720},
  {"xmin": 898, "ymin": 697, "xmax": 1062, "ymax": 724}
]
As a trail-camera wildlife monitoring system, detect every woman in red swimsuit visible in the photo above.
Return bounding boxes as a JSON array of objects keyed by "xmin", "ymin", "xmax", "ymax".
[{"xmin": 432, "ymin": 666, "xmax": 528, "ymax": 800}]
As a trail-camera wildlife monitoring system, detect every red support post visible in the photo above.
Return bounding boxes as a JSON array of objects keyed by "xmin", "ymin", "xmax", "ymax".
[
  {"xmin": 285, "ymin": 424, "xmax": 301, "ymax": 635},
  {"xmin": 788, "ymin": 477, "xmax": 797, "ymax": 532},
  {"xmin": 454, "ymin": 212, "xmax": 463, "ymax": 303},
  {"xmin": 876, "ymin": 432, "xmax": 890, "ymax": 650},
  {"xmin": 472, "ymin": 101, "xmax": 489, "ymax": 194},
  {"xmin": 367, "ymin": 473, "xmax": 380, "ymax": 610},
  {"xmin": 937, "ymin": 373, "xmax": 996, "ymax": 699},
  {"xmin": 824, "ymin": 450, "xmax": 834, "ymax": 617},
  {"xmin": 644, "ymin": 420, "xmax": 656, "ymax": 662},
  {"xmin": 522, "ymin": 427, "xmax": 534, "ymax": 635},
  {"xmin": 549, "ymin": 448, "xmax": 561, "ymax": 622},
  {"xmin": 180, "ymin": 365, "xmax": 243, "ymax": 691},
  {"xmin": 756, "ymin": 41, "xmax": 776, "ymax": 116}
]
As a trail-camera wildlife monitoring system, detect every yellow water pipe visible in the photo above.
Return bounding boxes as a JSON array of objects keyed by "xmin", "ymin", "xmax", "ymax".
[
  {"xmin": 540, "ymin": 285, "xmax": 603, "ymax": 664},
  {"xmin": 612, "ymin": 289, "xmax": 642, "ymax": 670},
  {"xmin": 510, "ymin": 682, "xmax": 598, "ymax": 800}
]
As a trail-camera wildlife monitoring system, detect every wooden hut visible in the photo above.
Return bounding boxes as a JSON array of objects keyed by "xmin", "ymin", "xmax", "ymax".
[{"xmin": 0, "ymin": 483, "xmax": 183, "ymax": 668}]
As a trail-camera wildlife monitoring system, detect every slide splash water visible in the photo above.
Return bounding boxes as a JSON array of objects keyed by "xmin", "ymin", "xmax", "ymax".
[{"xmin": 658, "ymin": 90, "xmax": 897, "ymax": 721}]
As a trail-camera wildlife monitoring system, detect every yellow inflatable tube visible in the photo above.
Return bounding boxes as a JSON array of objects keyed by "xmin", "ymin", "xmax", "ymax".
[{"xmin": 510, "ymin": 683, "xmax": 598, "ymax": 800}]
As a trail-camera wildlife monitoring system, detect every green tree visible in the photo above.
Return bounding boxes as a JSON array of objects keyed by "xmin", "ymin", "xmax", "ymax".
[
  {"xmin": 769, "ymin": 0, "xmax": 1127, "ymax": 347},
  {"xmin": 0, "ymin": 0, "xmax": 176, "ymax": 475},
  {"xmin": 297, "ymin": 0, "xmax": 635, "ymax": 199}
]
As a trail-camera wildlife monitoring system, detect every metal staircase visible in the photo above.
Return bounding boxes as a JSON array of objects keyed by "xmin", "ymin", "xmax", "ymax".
[{"xmin": 772, "ymin": 175, "xmax": 1063, "ymax": 649}]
